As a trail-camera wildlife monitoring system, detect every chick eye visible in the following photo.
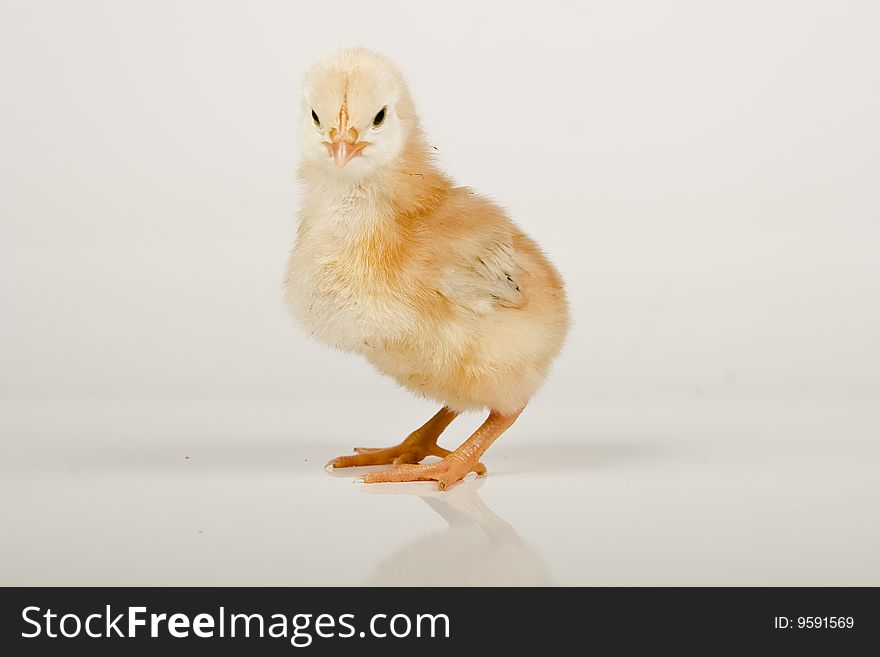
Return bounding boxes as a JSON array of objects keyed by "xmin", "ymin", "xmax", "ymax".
[
  {"xmin": 311, "ymin": 109, "xmax": 321, "ymax": 127},
  {"xmin": 372, "ymin": 107, "xmax": 386, "ymax": 127}
]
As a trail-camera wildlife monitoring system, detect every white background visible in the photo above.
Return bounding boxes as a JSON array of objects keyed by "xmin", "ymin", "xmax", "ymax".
[{"xmin": 2, "ymin": 1, "xmax": 878, "ymax": 585}]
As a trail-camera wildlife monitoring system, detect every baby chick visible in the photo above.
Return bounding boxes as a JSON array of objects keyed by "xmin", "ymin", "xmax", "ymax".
[{"xmin": 284, "ymin": 49, "xmax": 569, "ymax": 490}]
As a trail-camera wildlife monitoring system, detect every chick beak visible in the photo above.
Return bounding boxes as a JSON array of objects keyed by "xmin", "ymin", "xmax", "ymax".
[{"xmin": 325, "ymin": 126, "xmax": 368, "ymax": 167}]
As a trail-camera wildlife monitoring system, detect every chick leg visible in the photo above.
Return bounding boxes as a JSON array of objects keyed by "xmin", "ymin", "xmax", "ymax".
[
  {"xmin": 326, "ymin": 407, "xmax": 459, "ymax": 468},
  {"xmin": 361, "ymin": 408, "xmax": 523, "ymax": 490}
]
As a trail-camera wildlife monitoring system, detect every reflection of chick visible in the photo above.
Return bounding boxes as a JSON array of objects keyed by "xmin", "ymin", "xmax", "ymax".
[
  {"xmin": 284, "ymin": 49, "xmax": 569, "ymax": 489},
  {"xmin": 362, "ymin": 480, "xmax": 551, "ymax": 587}
]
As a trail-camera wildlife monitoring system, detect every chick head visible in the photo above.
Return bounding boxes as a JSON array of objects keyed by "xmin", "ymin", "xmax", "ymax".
[{"xmin": 301, "ymin": 48, "xmax": 415, "ymax": 181}]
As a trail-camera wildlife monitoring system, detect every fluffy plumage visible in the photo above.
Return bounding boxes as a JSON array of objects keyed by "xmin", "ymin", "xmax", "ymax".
[{"xmin": 283, "ymin": 48, "xmax": 569, "ymax": 487}]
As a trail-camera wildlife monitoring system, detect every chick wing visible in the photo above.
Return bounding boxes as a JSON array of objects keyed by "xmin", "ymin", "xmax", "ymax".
[{"xmin": 435, "ymin": 235, "xmax": 527, "ymax": 314}]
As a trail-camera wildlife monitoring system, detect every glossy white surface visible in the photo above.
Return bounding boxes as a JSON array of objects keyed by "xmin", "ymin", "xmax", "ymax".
[{"xmin": 2, "ymin": 394, "xmax": 877, "ymax": 586}]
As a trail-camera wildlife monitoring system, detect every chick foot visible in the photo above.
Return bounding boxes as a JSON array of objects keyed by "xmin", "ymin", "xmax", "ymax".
[
  {"xmin": 326, "ymin": 407, "xmax": 458, "ymax": 468},
  {"xmin": 360, "ymin": 408, "xmax": 523, "ymax": 490},
  {"xmin": 360, "ymin": 456, "xmax": 487, "ymax": 490}
]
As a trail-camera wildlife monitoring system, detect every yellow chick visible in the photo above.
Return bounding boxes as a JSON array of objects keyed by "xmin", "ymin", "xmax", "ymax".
[{"xmin": 284, "ymin": 48, "xmax": 569, "ymax": 490}]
